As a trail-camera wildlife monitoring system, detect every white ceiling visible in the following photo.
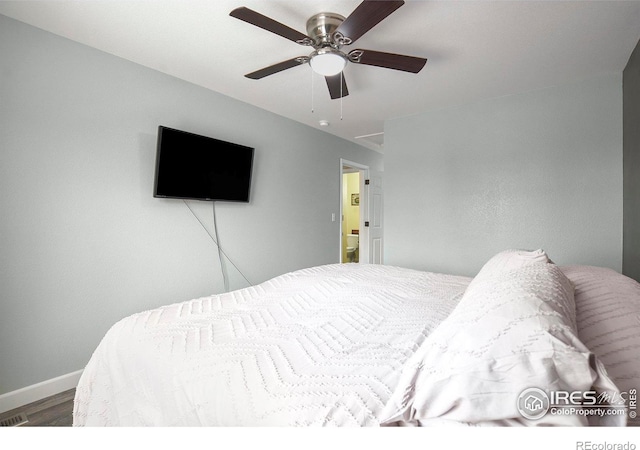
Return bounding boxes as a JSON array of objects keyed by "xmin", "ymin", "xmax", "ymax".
[{"xmin": 1, "ymin": 0, "xmax": 639, "ymax": 152}]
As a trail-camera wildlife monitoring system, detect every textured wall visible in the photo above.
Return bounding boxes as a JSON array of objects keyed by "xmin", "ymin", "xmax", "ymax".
[{"xmin": 384, "ymin": 74, "xmax": 623, "ymax": 277}]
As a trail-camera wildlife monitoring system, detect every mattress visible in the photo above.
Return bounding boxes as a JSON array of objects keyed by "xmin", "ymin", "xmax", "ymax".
[{"xmin": 73, "ymin": 263, "xmax": 471, "ymax": 426}]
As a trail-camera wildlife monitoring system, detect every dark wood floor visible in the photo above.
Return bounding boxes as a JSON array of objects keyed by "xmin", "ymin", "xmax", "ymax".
[{"xmin": 0, "ymin": 388, "xmax": 74, "ymax": 427}]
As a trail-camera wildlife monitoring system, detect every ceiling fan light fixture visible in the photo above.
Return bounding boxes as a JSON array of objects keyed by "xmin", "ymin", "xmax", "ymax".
[{"xmin": 309, "ymin": 49, "xmax": 347, "ymax": 76}]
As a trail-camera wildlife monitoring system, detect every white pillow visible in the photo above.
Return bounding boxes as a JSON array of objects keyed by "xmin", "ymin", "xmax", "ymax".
[
  {"xmin": 475, "ymin": 249, "xmax": 549, "ymax": 277},
  {"xmin": 561, "ymin": 265, "xmax": 640, "ymax": 427},
  {"xmin": 380, "ymin": 259, "xmax": 622, "ymax": 426}
]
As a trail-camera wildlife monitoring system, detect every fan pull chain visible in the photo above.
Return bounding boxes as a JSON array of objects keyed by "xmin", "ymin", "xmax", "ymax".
[
  {"xmin": 340, "ymin": 71, "xmax": 343, "ymax": 121},
  {"xmin": 311, "ymin": 69, "xmax": 314, "ymax": 114}
]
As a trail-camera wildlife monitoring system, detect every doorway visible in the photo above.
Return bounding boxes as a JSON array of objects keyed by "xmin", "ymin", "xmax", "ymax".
[{"xmin": 340, "ymin": 159, "xmax": 368, "ymax": 264}]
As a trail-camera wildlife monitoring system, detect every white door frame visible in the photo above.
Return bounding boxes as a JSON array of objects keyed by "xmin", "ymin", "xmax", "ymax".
[{"xmin": 339, "ymin": 159, "xmax": 369, "ymax": 263}]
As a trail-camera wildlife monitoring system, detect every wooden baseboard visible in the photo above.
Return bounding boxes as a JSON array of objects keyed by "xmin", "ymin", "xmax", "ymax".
[{"xmin": 0, "ymin": 370, "xmax": 83, "ymax": 414}]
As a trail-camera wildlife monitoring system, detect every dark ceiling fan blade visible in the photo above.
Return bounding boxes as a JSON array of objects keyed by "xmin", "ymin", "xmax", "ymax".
[
  {"xmin": 230, "ymin": 7, "xmax": 310, "ymax": 44},
  {"xmin": 245, "ymin": 58, "xmax": 307, "ymax": 79},
  {"xmin": 325, "ymin": 74, "xmax": 349, "ymax": 99},
  {"xmin": 349, "ymin": 49, "xmax": 427, "ymax": 73},
  {"xmin": 335, "ymin": 0, "xmax": 405, "ymax": 44}
]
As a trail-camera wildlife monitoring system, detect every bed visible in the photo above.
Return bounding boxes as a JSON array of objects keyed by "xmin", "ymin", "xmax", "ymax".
[{"xmin": 72, "ymin": 250, "xmax": 640, "ymax": 426}]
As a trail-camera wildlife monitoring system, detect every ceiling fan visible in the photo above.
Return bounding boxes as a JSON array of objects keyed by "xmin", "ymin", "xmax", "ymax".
[{"xmin": 229, "ymin": 0, "xmax": 427, "ymax": 100}]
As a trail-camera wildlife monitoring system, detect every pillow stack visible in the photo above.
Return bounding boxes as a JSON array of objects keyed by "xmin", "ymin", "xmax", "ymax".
[{"xmin": 380, "ymin": 250, "xmax": 624, "ymax": 426}]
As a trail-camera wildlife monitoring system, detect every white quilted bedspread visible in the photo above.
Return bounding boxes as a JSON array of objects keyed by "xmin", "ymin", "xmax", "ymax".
[{"xmin": 73, "ymin": 264, "xmax": 470, "ymax": 426}]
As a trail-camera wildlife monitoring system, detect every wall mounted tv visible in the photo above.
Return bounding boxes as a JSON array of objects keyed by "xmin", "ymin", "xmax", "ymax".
[{"xmin": 153, "ymin": 126, "xmax": 254, "ymax": 202}]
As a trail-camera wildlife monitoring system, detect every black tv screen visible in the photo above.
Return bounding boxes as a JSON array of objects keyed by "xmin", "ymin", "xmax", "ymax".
[{"xmin": 153, "ymin": 126, "xmax": 254, "ymax": 202}]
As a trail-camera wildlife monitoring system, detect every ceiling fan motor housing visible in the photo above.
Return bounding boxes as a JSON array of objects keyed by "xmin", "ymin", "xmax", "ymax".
[{"xmin": 306, "ymin": 12, "xmax": 346, "ymax": 48}]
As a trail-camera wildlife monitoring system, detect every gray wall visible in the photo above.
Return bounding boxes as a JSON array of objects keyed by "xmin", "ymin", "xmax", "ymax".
[
  {"xmin": 384, "ymin": 73, "xmax": 623, "ymax": 277},
  {"xmin": 0, "ymin": 15, "xmax": 381, "ymax": 395},
  {"xmin": 623, "ymin": 38, "xmax": 640, "ymax": 281}
]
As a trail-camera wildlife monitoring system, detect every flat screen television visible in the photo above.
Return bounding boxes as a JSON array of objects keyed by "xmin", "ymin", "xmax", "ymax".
[{"xmin": 153, "ymin": 126, "xmax": 254, "ymax": 202}]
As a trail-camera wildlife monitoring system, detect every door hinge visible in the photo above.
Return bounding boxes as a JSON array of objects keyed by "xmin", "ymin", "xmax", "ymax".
[
  {"xmin": 365, "ymin": 179, "xmax": 370, "ymax": 185},
  {"xmin": 364, "ymin": 221, "xmax": 370, "ymax": 227}
]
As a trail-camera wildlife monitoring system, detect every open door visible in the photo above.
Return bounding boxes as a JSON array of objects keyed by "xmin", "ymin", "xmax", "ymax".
[
  {"xmin": 366, "ymin": 170, "xmax": 384, "ymax": 264},
  {"xmin": 339, "ymin": 160, "xmax": 383, "ymax": 264}
]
